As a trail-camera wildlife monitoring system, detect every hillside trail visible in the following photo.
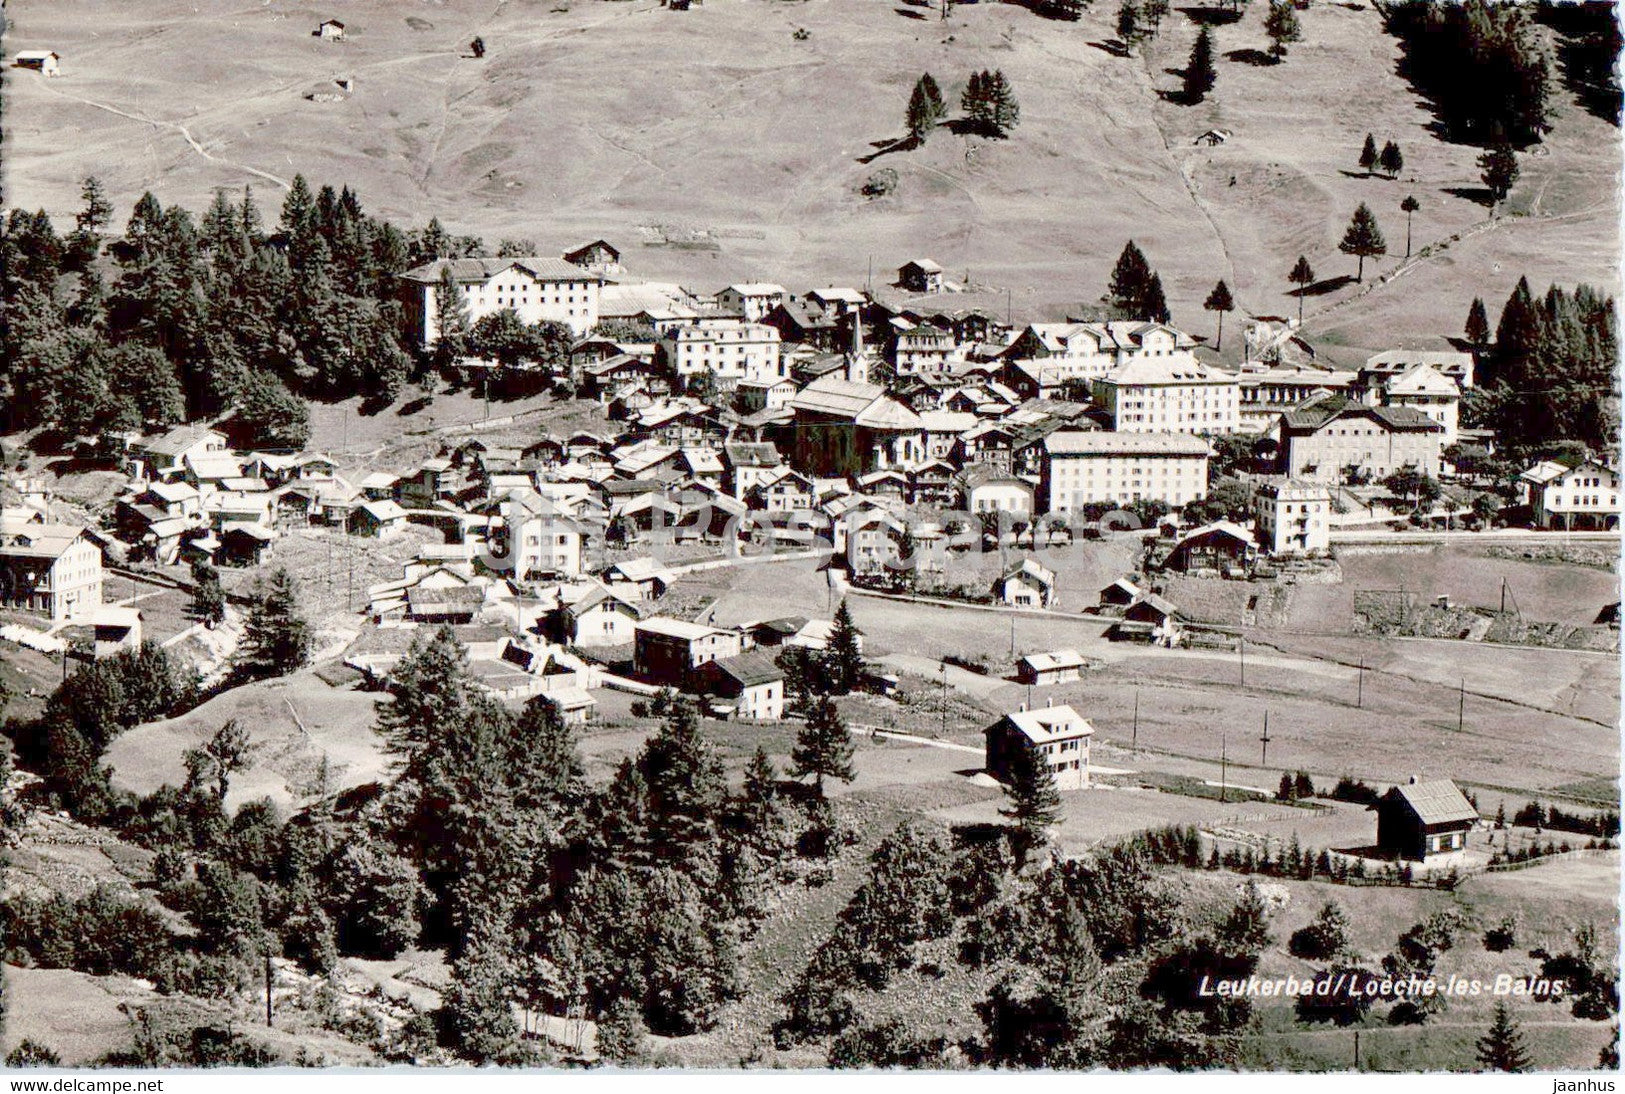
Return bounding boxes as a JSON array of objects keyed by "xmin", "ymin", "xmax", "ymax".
[{"xmin": 24, "ymin": 71, "xmax": 293, "ymax": 191}]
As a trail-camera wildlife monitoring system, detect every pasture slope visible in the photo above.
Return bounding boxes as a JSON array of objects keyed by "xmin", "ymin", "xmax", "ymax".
[{"xmin": 4, "ymin": 0, "xmax": 1619, "ymax": 361}]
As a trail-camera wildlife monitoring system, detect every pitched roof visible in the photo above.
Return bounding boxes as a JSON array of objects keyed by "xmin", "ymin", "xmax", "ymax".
[
  {"xmin": 0, "ymin": 520, "xmax": 87, "ymax": 561},
  {"xmin": 399, "ymin": 256, "xmax": 595, "ymax": 284},
  {"xmin": 1102, "ymin": 354, "xmax": 1234, "ymax": 386},
  {"xmin": 1045, "ymin": 431, "xmax": 1214, "ymax": 457},
  {"xmin": 792, "ymin": 374, "xmax": 887, "ymax": 417},
  {"xmin": 1018, "ymin": 649, "xmax": 1085, "ymax": 672},
  {"xmin": 1001, "ymin": 704, "xmax": 1093, "ymax": 744},
  {"xmin": 1280, "ymin": 398, "xmax": 1444, "ymax": 434},
  {"xmin": 724, "ymin": 441, "xmax": 785, "ymax": 469},
  {"xmin": 635, "ymin": 616, "xmax": 727, "ymax": 640},
  {"xmin": 701, "ymin": 650, "xmax": 784, "ymax": 688},
  {"xmin": 1385, "ymin": 779, "xmax": 1478, "ymax": 826}
]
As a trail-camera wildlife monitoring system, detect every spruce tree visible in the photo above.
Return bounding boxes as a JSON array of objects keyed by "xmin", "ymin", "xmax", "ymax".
[
  {"xmin": 1142, "ymin": 272, "xmax": 1171, "ymax": 324},
  {"xmin": 441, "ymin": 917, "xmax": 520, "ymax": 1064},
  {"xmin": 1479, "ymin": 144, "xmax": 1519, "ymax": 205},
  {"xmin": 1000, "ymin": 740, "xmax": 1062, "ymax": 839},
  {"xmin": 1338, "ymin": 203, "xmax": 1386, "ymax": 282},
  {"xmin": 1379, "ymin": 140, "xmax": 1404, "ymax": 179},
  {"xmin": 1465, "ymin": 296, "xmax": 1490, "ymax": 347},
  {"xmin": 987, "ymin": 70, "xmax": 1021, "ymax": 137},
  {"xmin": 432, "ymin": 265, "xmax": 470, "ymax": 368},
  {"xmin": 827, "ymin": 598, "xmax": 865, "ymax": 694},
  {"xmin": 190, "ymin": 560, "xmax": 227, "ymax": 628},
  {"xmin": 1202, "ymin": 279, "xmax": 1234, "ymax": 350},
  {"xmin": 791, "ymin": 694, "xmax": 856, "ymax": 796},
  {"xmin": 906, "ymin": 73, "xmax": 946, "ymax": 144},
  {"xmin": 1494, "ymin": 276, "xmax": 1540, "ymax": 357},
  {"xmin": 1475, "ymin": 1002, "xmax": 1532, "ymax": 1071},
  {"xmin": 596, "ymin": 997, "xmax": 651, "ymax": 1065},
  {"xmin": 1116, "ymin": 0, "xmax": 1145, "ymax": 49},
  {"xmin": 961, "ymin": 70, "xmax": 988, "ymax": 132},
  {"xmin": 234, "ymin": 567, "xmax": 311, "ymax": 682},
  {"xmin": 1358, "ymin": 132, "xmax": 1378, "ymax": 176},
  {"xmin": 1183, "ymin": 27, "xmax": 1217, "ymax": 104},
  {"xmin": 1108, "ymin": 241, "xmax": 1153, "ymax": 316}
]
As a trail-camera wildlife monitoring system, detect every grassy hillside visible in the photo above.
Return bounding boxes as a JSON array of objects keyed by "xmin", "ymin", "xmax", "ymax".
[{"xmin": 4, "ymin": 0, "xmax": 1618, "ymax": 360}]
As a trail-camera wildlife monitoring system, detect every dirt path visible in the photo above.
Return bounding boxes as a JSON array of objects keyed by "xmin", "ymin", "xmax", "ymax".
[{"xmin": 26, "ymin": 72, "xmax": 293, "ymax": 191}]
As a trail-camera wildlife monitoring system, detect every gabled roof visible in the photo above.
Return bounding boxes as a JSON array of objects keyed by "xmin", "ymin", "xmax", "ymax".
[
  {"xmin": 635, "ymin": 616, "xmax": 727, "ymax": 640},
  {"xmin": 1002, "ymin": 557, "xmax": 1055, "ymax": 585},
  {"xmin": 399, "ymin": 256, "xmax": 596, "ymax": 284},
  {"xmin": 700, "ymin": 650, "xmax": 784, "ymax": 688},
  {"xmin": 724, "ymin": 283, "xmax": 788, "ymax": 297},
  {"xmin": 792, "ymin": 374, "xmax": 888, "ymax": 417},
  {"xmin": 1102, "ymin": 353, "xmax": 1234, "ymax": 386},
  {"xmin": 1383, "ymin": 363, "xmax": 1460, "ymax": 398},
  {"xmin": 1381, "ymin": 779, "xmax": 1478, "ymax": 826},
  {"xmin": 563, "ymin": 239, "xmax": 621, "ymax": 263},
  {"xmin": 1046, "ymin": 431, "xmax": 1213, "ymax": 457},
  {"xmin": 1279, "ymin": 397, "xmax": 1444, "ymax": 434},
  {"xmin": 607, "ymin": 557, "xmax": 677, "ymax": 584},
  {"xmin": 724, "ymin": 441, "xmax": 785, "ymax": 469},
  {"xmin": 1018, "ymin": 649, "xmax": 1085, "ymax": 672},
  {"xmin": 900, "ymin": 258, "xmax": 943, "ymax": 274},
  {"xmin": 142, "ymin": 425, "xmax": 225, "ymax": 458},
  {"xmin": 1001, "ymin": 704, "xmax": 1093, "ymax": 744}
]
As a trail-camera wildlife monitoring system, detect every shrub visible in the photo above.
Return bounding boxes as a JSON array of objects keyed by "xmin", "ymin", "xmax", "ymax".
[{"xmin": 862, "ymin": 169, "xmax": 899, "ymax": 199}]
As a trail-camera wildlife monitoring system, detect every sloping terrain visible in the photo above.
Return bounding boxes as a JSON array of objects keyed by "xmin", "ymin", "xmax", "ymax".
[{"xmin": 3, "ymin": 0, "xmax": 1618, "ymax": 358}]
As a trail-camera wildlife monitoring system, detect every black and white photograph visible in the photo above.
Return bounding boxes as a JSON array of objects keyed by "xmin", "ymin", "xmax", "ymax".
[{"xmin": 0, "ymin": 0, "xmax": 1619, "ymax": 1077}]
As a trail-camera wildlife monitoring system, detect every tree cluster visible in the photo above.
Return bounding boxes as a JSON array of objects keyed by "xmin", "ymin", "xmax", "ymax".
[{"xmin": 961, "ymin": 70, "xmax": 1021, "ymax": 138}]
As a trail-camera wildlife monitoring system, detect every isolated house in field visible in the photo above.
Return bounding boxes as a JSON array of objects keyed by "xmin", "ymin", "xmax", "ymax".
[
  {"xmin": 695, "ymin": 651, "xmax": 785, "ymax": 720},
  {"xmin": 995, "ymin": 557, "xmax": 1056, "ymax": 609},
  {"xmin": 985, "ymin": 702, "xmax": 1093, "ymax": 791},
  {"xmin": 898, "ymin": 259, "xmax": 945, "ymax": 294},
  {"xmin": 1015, "ymin": 649, "xmax": 1084, "ymax": 687},
  {"xmin": 1519, "ymin": 459, "xmax": 1620, "ymax": 531},
  {"xmin": 1372, "ymin": 778, "xmax": 1477, "ymax": 861},
  {"xmin": 1097, "ymin": 577, "xmax": 1142, "ymax": 610},
  {"xmin": 13, "ymin": 50, "xmax": 61, "ymax": 76},
  {"xmin": 1113, "ymin": 592, "xmax": 1183, "ymax": 645},
  {"xmin": 316, "ymin": 20, "xmax": 346, "ymax": 40}
]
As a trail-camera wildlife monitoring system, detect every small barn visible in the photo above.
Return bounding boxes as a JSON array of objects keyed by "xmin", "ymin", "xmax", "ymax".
[
  {"xmin": 1371, "ymin": 778, "xmax": 1478, "ymax": 861},
  {"xmin": 1112, "ymin": 593, "xmax": 1183, "ymax": 646},
  {"xmin": 316, "ymin": 19, "xmax": 346, "ymax": 40},
  {"xmin": 13, "ymin": 50, "xmax": 62, "ymax": 76},
  {"xmin": 1098, "ymin": 577, "xmax": 1142, "ymax": 610},
  {"xmin": 1015, "ymin": 649, "xmax": 1084, "ymax": 686}
]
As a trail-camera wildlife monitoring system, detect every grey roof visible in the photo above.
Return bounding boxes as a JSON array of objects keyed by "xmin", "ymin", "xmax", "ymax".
[
  {"xmin": 1385, "ymin": 779, "xmax": 1478, "ymax": 826},
  {"xmin": 701, "ymin": 650, "xmax": 784, "ymax": 688},
  {"xmin": 1279, "ymin": 397, "xmax": 1443, "ymax": 434},
  {"xmin": 399, "ymin": 256, "xmax": 597, "ymax": 284},
  {"xmin": 1045, "ymin": 431, "xmax": 1213, "ymax": 457}
]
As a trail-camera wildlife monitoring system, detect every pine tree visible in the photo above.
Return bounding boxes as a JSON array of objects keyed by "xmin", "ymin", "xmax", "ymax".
[
  {"xmin": 1338, "ymin": 203, "xmax": 1386, "ymax": 282},
  {"xmin": 827, "ymin": 598, "xmax": 865, "ymax": 694},
  {"xmin": 1475, "ymin": 1002, "xmax": 1532, "ymax": 1071},
  {"xmin": 1108, "ymin": 241, "xmax": 1153, "ymax": 316},
  {"xmin": 1400, "ymin": 194, "xmax": 1421, "ymax": 258},
  {"xmin": 1494, "ymin": 276, "xmax": 1540, "ymax": 357},
  {"xmin": 1379, "ymin": 140, "xmax": 1404, "ymax": 179},
  {"xmin": 1358, "ymin": 132, "xmax": 1378, "ymax": 176},
  {"xmin": 596, "ymin": 996, "xmax": 651, "ymax": 1065},
  {"xmin": 1478, "ymin": 144, "xmax": 1519, "ymax": 205},
  {"xmin": 1203, "ymin": 279, "xmax": 1234, "ymax": 350},
  {"xmin": 905, "ymin": 73, "xmax": 946, "ymax": 144},
  {"xmin": 1465, "ymin": 296, "xmax": 1490, "ymax": 347},
  {"xmin": 234, "ymin": 567, "xmax": 311, "ymax": 682},
  {"xmin": 1116, "ymin": 0, "xmax": 1145, "ymax": 49},
  {"xmin": 1276, "ymin": 772, "xmax": 1295, "ymax": 801},
  {"xmin": 637, "ymin": 696, "xmax": 728, "ymax": 877},
  {"xmin": 1142, "ymin": 273, "xmax": 1170, "ymax": 324},
  {"xmin": 432, "ymin": 265, "xmax": 469, "ymax": 369},
  {"xmin": 791, "ymin": 694, "xmax": 856, "ymax": 796},
  {"xmin": 1265, "ymin": 0, "xmax": 1301, "ymax": 61},
  {"xmin": 1183, "ymin": 27, "xmax": 1217, "ymax": 104},
  {"xmin": 961, "ymin": 70, "xmax": 988, "ymax": 131},
  {"xmin": 441, "ymin": 917, "xmax": 520, "ymax": 1064}
]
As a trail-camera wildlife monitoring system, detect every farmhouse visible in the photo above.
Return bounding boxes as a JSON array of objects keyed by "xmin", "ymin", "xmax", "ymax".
[
  {"xmin": 1252, "ymin": 479, "xmax": 1330, "ymax": 555},
  {"xmin": 1519, "ymin": 459, "xmax": 1619, "ymax": 530},
  {"xmin": 1162, "ymin": 521, "xmax": 1255, "ymax": 576},
  {"xmin": 1015, "ymin": 649, "xmax": 1085, "ymax": 686},
  {"xmin": 985, "ymin": 702, "xmax": 1093, "ymax": 791},
  {"xmin": 13, "ymin": 50, "xmax": 61, "ymax": 76},
  {"xmin": 1041, "ymin": 432, "xmax": 1212, "ymax": 511},
  {"xmin": 695, "ymin": 652, "xmax": 785, "ymax": 720},
  {"xmin": 898, "ymin": 259, "xmax": 945, "ymax": 294},
  {"xmin": 399, "ymin": 256, "xmax": 603, "ymax": 341},
  {"xmin": 316, "ymin": 20, "xmax": 346, "ymax": 40},
  {"xmin": 716, "ymin": 284, "xmax": 788, "ymax": 323},
  {"xmin": 1372, "ymin": 777, "xmax": 1478, "ymax": 861},
  {"xmin": 1112, "ymin": 593, "xmax": 1183, "ymax": 645},
  {"xmin": 1275, "ymin": 397, "xmax": 1444, "ymax": 483},
  {"xmin": 562, "ymin": 239, "xmax": 623, "ymax": 275},
  {"xmin": 634, "ymin": 617, "xmax": 744, "ymax": 685},
  {"xmin": 0, "ymin": 519, "xmax": 103, "ymax": 622}
]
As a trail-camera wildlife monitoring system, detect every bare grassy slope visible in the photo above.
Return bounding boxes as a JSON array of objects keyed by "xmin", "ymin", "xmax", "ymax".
[{"xmin": 4, "ymin": 0, "xmax": 1618, "ymax": 352}]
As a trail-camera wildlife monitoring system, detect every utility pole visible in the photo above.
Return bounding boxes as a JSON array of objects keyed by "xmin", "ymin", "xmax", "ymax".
[
  {"xmin": 1356, "ymin": 658, "xmax": 1365, "ymax": 708},
  {"xmin": 1259, "ymin": 709, "xmax": 1272, "ymax": 766},
  {"xmin": 1458, "ymin": 677, "xmax": 1465, "ymax": 732},
  {"xmin": 1500, "ymin": 577, "xmax": 1507, "ymax": 615},
  {"xmin": 1008, "ymin": 613, "xmax": 1016, "ymax": 659},
  {"xmin": 940, "ymin": 661, "xmax": 948, "ymax": 737},
  {"xmin": 1219, "ymin": 733, "xmax": 1228, "ymax": 804},
  {"xmin": 1238, "ymin": 636, "xmax": 1246, "ymax": 685},
  {"xmin": 265, "ymin": 949, "xmax": 274, "ymax": 1028},
  {"xmin": 1353, "ymin": 1030, "xmax": 1360, "ymax": 1071},
  {"xmin": 1131, "ymin": 687, "xmax": 1139, "ymax": 749}
]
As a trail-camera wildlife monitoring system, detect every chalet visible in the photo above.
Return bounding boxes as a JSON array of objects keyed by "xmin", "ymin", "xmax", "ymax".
[
  {"xmin": 1162, "ymin": 521, "xmax": 1255, "ymax": 576},
  {"xmin": 909, "ymin": 459, "xmax": 960, "ymax": 506},
  {"xmin": 128, "ymin": 426, "xmax": 229, "ymax": 482},
  {"xmin": 1372, "ymin": 778, "xmax": 1477, "ymax": 861},
  {"xmin": 604, "ymin": 557, "xmax": 676, "ymax": 601},
  {"xmin": 898, "ymin": 259, "xmax": 945, "ymax": 294},
  {"xmin": 724, "ymin": 441, "xmax": 787, "ymax": 498},
  {"xmin": 1361, "ymin": 349, "xmax": 1474, "ymax": 391},
  {"xmin": 804, "ymin": 287, "xmax": 867, "ymax": 317},
  {"xmin": 218, "ymin": 525, "xmax": 276, "ymax": 567},
  {"xmin": 14, "ymin": 50, "xmax": 62, "ymax": 76},
  {"xmin": 349, "ymin": 498, "xmax": 409, "ymax": 538},
  {"xmin": 995, "ymin": 558, "xmax": 1056, "ymax": 608},
  {"xmin": 763, "ymin": 300, "xmax": 841, "ymax": 352},
  {"xmin": 1519, "ymin": 459, "xmax": 1619, "ymax": 531},
  {"xmin": 562, "ymin": 239, "xmax": 623, "ymax": 275},
  {"xmin": 1360, "ymin": 362, "xmax": 1461, "ymax": 444},
  {"xmin": 634, "ymin": 617, "xmax": 744, "ymax": 685},
  {"xmin": 747, "ymin": 616, "xmax": 811, "ymax": 648},
  {"xmin": 716, "ymin": 284, "xmax": 788, "ymax": 323},
  {"xmin": 0, "ymin": 519, "xmax": 103, "ymax": 622},
  {"xmin": 919, "ymin": 411, "xmax": 975, "ymax": 461},
  {"xmin": 1113, "ymin": 593, "xmax": 1183, "ymax": 646},
  {"xmin": 892, "ymin": 324, "xmax": 955, "ymax": 375},
  {"xmin": 548, "ymin": 582, "xmax": 640, "ymax": 646},
  {"xmin": 695, "ymin": 652, "xmax": 786, "ymax": 720},
  {"xmin": 1098, "ymin": 577, "xmax": 1142, "ymax": 609},
  {"xmin": 1015, "ymin": 649, "xmax": 1085, "ymax": 687},
  {"xmin": 316, "ymin": 19, "xmax": 346, "ymax": 39},
  {"xmin": 985, "ymin": 702, "xmax": 1093, "ymax": 791},
  {"xmin": 749, "ymin": 469, "xmax": 817, "ymax": 514},
  {"xmin": 855, "ymin": 469, "xmax": 910, "ymax": 503},
  {"xmin": 735, "ymin": 376, "xmax": 798, "ymax": 414},
  {"xmin": 406, "ymin": 584, "xmax": 487, "ymax": 625},
  {"xmin": 360, "ymin": 472, "xmax": 400, "ymax": 500}
]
